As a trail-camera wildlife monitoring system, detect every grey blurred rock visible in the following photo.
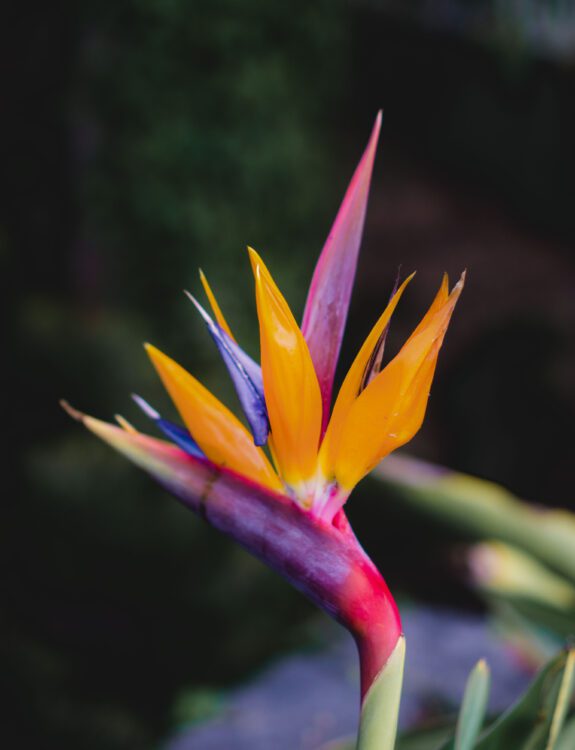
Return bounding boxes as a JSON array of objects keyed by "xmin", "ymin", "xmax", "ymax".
[{"xmin": 166, "ymin": 606, "xmax": 532, "ymax": 750}]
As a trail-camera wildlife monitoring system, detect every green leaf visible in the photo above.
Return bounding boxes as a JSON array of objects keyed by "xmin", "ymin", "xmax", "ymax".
[
  {"xmin": 397, "ymin": 723, "xmax": 455, "ymax": 750},
  {"xmin": 556, "ymin": 715, "xmax": 575, "ymax": 750},
  {"xmin": 468, "ymin": 541, "xmax": 575, "ymax": 643},
  {"xmin": 472, "ymin": 648, "xmax": 574, "ymax": 749},
  {"xmin": 483, "ymin": 600, "xmax": 563, "ymax": 664},
  {"xmin": 486, "ymin": 594, "xmax": 575, "ymax": 643},
  {"xmin": 454, "ymin": 660, "xmax": 491, "ymax": 750},
  {"xmin": 374, "ymin": 455, "xmax": 575, "ymax": 586},
  {"xmin": 469, "ymin": 542, "xmax": 575, "ymax": 615},
  {"xmin": 546, "ymin": 649, "xmax": 575, "ymax": 749},
  {"xmin": 357, "ymin": 636, "xmax": 405, "ymax": 750}
]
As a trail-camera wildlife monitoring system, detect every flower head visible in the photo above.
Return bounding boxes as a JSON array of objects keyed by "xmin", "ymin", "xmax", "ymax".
[
  {"xmin": 64, "ymin": 114, "xmax": 464, "ymax": 724},
  {"xmin": 91, "ymin": 112, "xmax": 462, "ymax": 522}
]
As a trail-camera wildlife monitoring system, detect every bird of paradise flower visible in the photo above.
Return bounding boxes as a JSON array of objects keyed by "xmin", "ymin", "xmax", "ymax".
[{"xmin": 64, "ymin": 112, "xmax": 464, "ymax": 749}]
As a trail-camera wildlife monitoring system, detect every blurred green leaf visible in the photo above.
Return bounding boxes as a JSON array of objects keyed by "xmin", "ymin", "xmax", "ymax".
[
  {"xmin": 482, "ymin": 600, "xmax": 564, "ymax": 666},
  {"xmin": 487, "ymin": 594, "xmax": 575, "ymax": 643},
  {"xmin": 472, "ymin": 648, "xmax": 574, "ymax": 750},
  {"xmin": 469, "ymin": 542, "xmax": 575, "ymax": 614},
  {"xmin": 547, "ymin": 650, "xmax": 575, "ymax": 750},
  {"xmin": 556, "ymin": 715, "xmax": 575, "ymax": 750},
  {"xmin": 396, "ymin": 651, "xmax": 574, "ymax": 750},
  {"xmin": 375, "ymin": 455, "xmax": 575, "ymax": 586},
  {"xmin": 397, "ymin": 724, "xmax": 454, "ymax": 750},
  {"xmin": 454, "ymin": 660, "xmax": 490, "ymax": 750},
  {"xmin": 468, "ymin": 540, "xmax": 575, "ymax": 645}
]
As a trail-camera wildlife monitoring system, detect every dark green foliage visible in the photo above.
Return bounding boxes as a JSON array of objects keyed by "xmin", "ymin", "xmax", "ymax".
[
  {"xmin": 79, "ymin": 0, "xmax": 348, "ymax": 325},
  {"xmin": 6, "ymin": 2, "xmax": 349, "ymax": 748}
]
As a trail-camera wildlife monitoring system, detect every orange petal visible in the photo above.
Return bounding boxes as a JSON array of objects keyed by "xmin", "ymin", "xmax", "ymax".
[
  {"xmin": 249, "ymin": 247, "xmax": 322, "ymax": 498},
  {"xmin": 405, "ymin": 272, "xmax": 449, "ymax": 345},
  {"xmin": 199, "ymin": 269, "xmax": 235, "ymax": 340},
  {"xmin": 145, "ymin": 344, "xmax": 282, "ymax": 492},
  {"xmin": 326, "ymin": 273, "xmax": 464, "ymax": 490},
  {"xmin": 319, "ymin": 273, "xmax": 414, "ymax": 477}
]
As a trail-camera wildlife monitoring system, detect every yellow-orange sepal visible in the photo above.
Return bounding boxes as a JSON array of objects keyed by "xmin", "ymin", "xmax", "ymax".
[
  {"xmin": 199, "ymin": 270, "xmax": 235, "ymax": 340},
  {"xmin": 322, "ymin": 273, "xmax": 465, "ymax": 491},
  {"xmin": 249, "ymin": 248, "xmax": 322, "ymax": 500},
  {"xmin": 319, "ymin": 273, "xmax": 415, "ymax": 477},
  {"xmin": 145, "ymin": 343, "xmax": 282, "ymax": 492}
]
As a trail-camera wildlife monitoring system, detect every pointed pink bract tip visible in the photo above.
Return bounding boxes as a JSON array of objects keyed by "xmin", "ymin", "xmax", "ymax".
[
  {"xmin": 60, "ymin": 399, "xmax": 85, "ymax": 422},
  {"xmin": 301, "ymin": 113, "xmax": 384, "ymax": 432}
]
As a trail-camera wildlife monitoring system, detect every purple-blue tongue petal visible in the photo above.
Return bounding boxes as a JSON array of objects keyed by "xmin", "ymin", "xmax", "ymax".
[
  {"xmin": 185, "ymin": 293, "xmax": 270, "ymax": 446},
  {"xmin": 131, "ymin": 394, "xmax": 204, "ymax": 458}
]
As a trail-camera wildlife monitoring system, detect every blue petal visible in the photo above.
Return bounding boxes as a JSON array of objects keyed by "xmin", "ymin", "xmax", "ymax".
[
  {"xmin": 131, "ymin": 394, "xmax": 204, "ymax": 458},
  {"xmin": 186, "ymin": 292, "xmax": 270, "ymax": 446}
]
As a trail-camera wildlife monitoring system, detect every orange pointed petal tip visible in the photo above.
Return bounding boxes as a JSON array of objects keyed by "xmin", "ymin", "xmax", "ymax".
[
  {"xmin": 318, "ymin": 271, "xmax": 415, "ymax": 474},
  {"xmin": 336, "ymin": 271, "xmax": 415, "ymax": 409},
  {"xmin": 199, "ymin": 269, "xmax": 234, "ymax": 340},
  {"xmin": 143, "ymin": 343, "xmax": 283, "ymax": 492},
  {"xmin": 248, "ymin": 247, "xmax": 322, "ymax": 497},
  {"xmin": 322, "ymin": 271, "xmax": 465, "ymax": 493},
  {"xmin": 247, "ymin": 246, "xmax": 279, "ymax": 293}
]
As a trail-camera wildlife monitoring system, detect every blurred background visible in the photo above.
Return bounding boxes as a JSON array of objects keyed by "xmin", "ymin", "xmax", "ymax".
[{"xmin": 4, "ymin": 1, "xmax": 575, "ymax": 747}]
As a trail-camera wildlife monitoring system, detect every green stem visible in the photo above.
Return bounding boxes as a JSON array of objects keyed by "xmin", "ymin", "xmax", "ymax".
[{"xmin": 356, "ymin": 636, "xmax": 405, "ymax": 750}]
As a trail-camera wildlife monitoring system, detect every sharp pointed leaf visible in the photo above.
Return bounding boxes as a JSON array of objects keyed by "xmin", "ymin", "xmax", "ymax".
[
  {"xmin": 474, "ymin": 648, "xmax": 574, "ymax": 750},
  {"xmin": 454, "ymin": 660, "xmax": 491, "ymax": 750},
  {"xmin": 547, "ymin": 649, "xmax": 575, "ymax": 750},
  {"xmin": 438, "ymin": 649, "xmax": 575, "ymax": 750}
]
